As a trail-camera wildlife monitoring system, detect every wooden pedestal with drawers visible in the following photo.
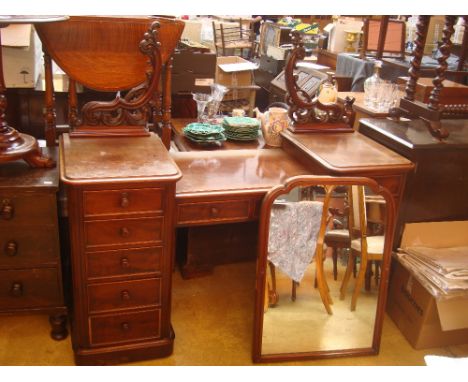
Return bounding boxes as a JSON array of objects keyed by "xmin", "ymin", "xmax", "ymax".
[
  {"xmin": 60, "ymin": 133, "xmax": 181, "ymax": 365},
  {"xmin": 0, "ymin": 147, "xmax": 67, "ymax": 340}
]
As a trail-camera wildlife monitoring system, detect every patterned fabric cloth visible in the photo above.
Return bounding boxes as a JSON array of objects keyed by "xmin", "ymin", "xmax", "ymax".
[{"xmin": 268, "ymin": 200, "xmax": 324, "ymax": 282}]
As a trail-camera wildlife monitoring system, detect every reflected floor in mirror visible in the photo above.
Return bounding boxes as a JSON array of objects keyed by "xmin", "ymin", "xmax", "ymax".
[{"xmin": 262, "ymin": 257, "xmax": 378, "ymax": 355}]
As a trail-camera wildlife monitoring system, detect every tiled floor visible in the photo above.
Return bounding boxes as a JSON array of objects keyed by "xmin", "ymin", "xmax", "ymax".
[{"xmin": 1, "ymin": 262, "xmax": 467, "ymax": 366}]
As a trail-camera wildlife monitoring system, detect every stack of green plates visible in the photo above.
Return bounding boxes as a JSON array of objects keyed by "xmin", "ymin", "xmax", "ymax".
[
  {"xmin": 222, "ymin": 116, "xmax": 260, "ymax": 141},
  {"xmin": 183, "ymin": 123, "xmax": 226, "ymax": 145}
]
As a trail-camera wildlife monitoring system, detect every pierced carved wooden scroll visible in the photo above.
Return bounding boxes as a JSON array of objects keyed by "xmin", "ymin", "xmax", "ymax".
[
  {"xmin": 70, "ymin": 21, "xmax": 162, "ymax": 137},
  {"xmin": 285, "ymin": 31, "xmax": 355, "ymax": 133}
]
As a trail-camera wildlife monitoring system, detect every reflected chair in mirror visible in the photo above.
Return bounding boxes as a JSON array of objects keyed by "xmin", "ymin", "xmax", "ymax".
[
  {"xmin": 323, "ymin": 186, "xmax": 351, "ymax": 281},
  {"xmin": 339, "ymin": 185, "xmax": 385, "ymax": 311},
  {"xmin": 266, "ymin": 184, "xmax": 335, "ymax": 315},
  {"xmin": 212, "ymin": 19, "xmax": 256, "ymax": 59},
  {"xmin": 35, "ymin": 16, "xmax": 184, "ymax": 148}
]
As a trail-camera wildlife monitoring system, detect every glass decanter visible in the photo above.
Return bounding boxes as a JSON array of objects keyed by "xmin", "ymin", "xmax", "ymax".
[{"xmin": 364, "ymin": 60, "xmax": 383, "ymax": 110}]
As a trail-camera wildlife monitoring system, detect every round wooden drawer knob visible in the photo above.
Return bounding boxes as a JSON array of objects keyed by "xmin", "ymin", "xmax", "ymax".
[
  {"xmin": 10, "ymin": 282, "xmax": 23, "ymax": 297},
  {"xmin": 120, "ymin": 257, "xmax": 130, "ymax": 268},
  {"xmin": 121, "ymin": 322, "xmax": 130, "ymax": 331},
  {"xmin": 119, "ymin": 227, "xmax": 130, "ymax": 238},
  {"xmin": 120, "ymin": 193, "xmax": 130, "ymax": 208},
  {"xmin": 121, "ymin": 290, "xmax": 131, "ymax": 301},
  {"xmin": 4, "ymin": 241, "xmax": 18, "ymax": 257},
  {"xmin": 1, "ymin": 200, "xmax": 14, "ymax": 220}
]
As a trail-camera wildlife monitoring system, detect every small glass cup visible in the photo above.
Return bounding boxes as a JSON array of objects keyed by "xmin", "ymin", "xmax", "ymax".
[{"xmin": 192, "ymin": 93, "xmax": 212, "ymax": 123}]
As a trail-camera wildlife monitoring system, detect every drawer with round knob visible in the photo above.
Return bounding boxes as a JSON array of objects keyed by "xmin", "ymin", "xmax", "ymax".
[
  {"xmin": 0, "ymin": 227, "xmax": 58, "ymax": 266},
  {"xmin": 83, "ymin": 188, "xmax": 164, "ymax": 218},
  {"xmin": 87, "ymin": 278, "xmax": 161, "ymax": 313},
  {"xmin": 89, "ymin": 308, "xmax": 161, "ymax": 346},
  {"xmin": 0, "ymin": 268, "xmax": 62, "ymax": 310},
  {"xmin": 0, "ymin": 194, "xmax": 57, "ymax": 226},
  {"xmin": 84, "ymin": 216, "xmax": 164, "ymax": 250},
  {"xmin": 177, "ymin": 199, "xmax": 251, "ymax": 226},
  {"xmin": 86, "ymin": 247, "xmax": 162, "ymax": 280}
]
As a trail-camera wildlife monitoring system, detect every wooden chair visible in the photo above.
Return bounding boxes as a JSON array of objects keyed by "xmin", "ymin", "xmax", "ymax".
[
  {"xmin": 360, "ymin": 17, "xmax": 406, "ymax": 60},
  {"xmin": 339, "ymin": 185, "xmax": 385, "ymax": 311},
  {"xmin": 35, "ymin": 16, "xmax": 184, "ymax": 148},
  {"xmin": 212, "ymin": 19, "xmax": 256, "ymax": 59}
]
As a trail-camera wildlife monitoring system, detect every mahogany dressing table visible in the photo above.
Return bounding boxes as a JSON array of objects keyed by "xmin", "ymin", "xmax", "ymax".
[{"xmin": 170, "ymin": 117, "xmax": 414, "ymax": 279}]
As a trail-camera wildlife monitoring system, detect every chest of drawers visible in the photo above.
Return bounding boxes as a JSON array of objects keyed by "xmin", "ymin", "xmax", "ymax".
[
  {"xmin": 0, "ymin": 147, "xmax": 67, "ymax": 340},
  {"xmin": 60, "ymin": 133, "xmax": 181, "ymax": 365}
]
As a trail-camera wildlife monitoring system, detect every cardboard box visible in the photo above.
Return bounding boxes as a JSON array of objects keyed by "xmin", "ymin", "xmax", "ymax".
[
  {"xmin": 259, "ymin": 54, "xmax": 285, "ymax": 76},
  {"xmin": 387, "ymin": 221, "xmax": 468, "ymax": 349},
  {"xmin": 1, "ymin": 24, "xmax": 43, "ymax": 88},
  {"xmin": 172, "ymin": 50, "xmax": 216, "ymax": 94},
  {"xmin": 215, "ymin": 56, "xmax": 257, "ymax": 101}
]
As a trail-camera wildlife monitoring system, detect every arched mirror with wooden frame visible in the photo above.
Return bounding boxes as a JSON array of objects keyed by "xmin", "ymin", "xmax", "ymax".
[{"xmin": 253, "ymin": 175, "xmax": 396, "ymax": 362}]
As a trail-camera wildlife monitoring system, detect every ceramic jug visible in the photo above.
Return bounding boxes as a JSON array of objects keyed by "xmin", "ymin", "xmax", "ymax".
[{"xmin": 254, "ymin": 107, "xmax": 289, "ymax": 147}]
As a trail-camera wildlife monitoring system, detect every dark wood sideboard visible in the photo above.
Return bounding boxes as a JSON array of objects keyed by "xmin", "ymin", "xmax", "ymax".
[
  {"xmin": 359, "ymin": 118, "xmax": 468, "ymax": 247},
  {"xmin": 0, "ymin": 147, "xmax": 67, "ymax": 340},
  {"xmin": 59, "ymin": 133, "xmax": 181, "ymax": 365}
]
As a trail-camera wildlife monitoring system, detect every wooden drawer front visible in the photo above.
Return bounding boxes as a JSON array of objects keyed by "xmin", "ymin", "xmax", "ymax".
[
  {"xmin": 88, "ymin": 278, "xmax": 161, "ymax": 313},
  {"xmin": 89, "ymin": 309, "xmax": 161, "ymax": 346},
  {"xmin": 0, "ymin": 193, "xmax": 56, "ymax": 226},
  {"xmin": 0, "ymin": 227, "xmax": 57, "ymax": 266},
  {"xmin": 0, "ymin": 268, "xmax": 61, "ymax": 309},
  {"xmin": 85, "ymin": 217, "xmax": 163, "ymax": 249},
  {"xmin": 83, "ymin": 188, "xmax": 163, "ymax": 218},
  {"xmin": 177, "ymin": 199, "xmax": 251, "ymax": 225},
  {"xmin": 86, "ymin": 247, "xmax": 162, "ymax": 280}
]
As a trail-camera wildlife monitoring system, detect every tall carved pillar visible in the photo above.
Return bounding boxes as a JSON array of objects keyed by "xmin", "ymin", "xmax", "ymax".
[
  {"xmin": 404, "ymin": 16, "xmax": 430, "ymax": 102},
  {"xmin": 43, "ymin": 50, "xmax": 57, "ymax": 146},
  {"xmin": 428, "ymin": 16, "xmax": 456, "ymax": 111}
]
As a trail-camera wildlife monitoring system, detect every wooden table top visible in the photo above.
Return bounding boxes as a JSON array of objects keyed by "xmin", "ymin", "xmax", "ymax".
[
  {"xmin": 281, "ymin": 129, "xmax": 413, "ymax": 175},
  {"xmin": 337, "ymin": 92, "xmax": 389, "ymax": 118},
  {"xmin": 172, "ymin": 118, "xmax": 266, "ymax": 152},
  {"xmin": 171, "ymin": 149, "xmax": 310, "ymax": 198},
  {"xmin": 0, "ymin": 147, "xmax": 58, "ymax": 190},
  {"xmin": 60, "ymin": 133, "xmax": 182, "ymax": 185}
]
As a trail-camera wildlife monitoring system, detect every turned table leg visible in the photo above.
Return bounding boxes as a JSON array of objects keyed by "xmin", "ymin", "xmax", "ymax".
[{"xmin": 49, "ymin": 314, "xmax": 68, "ymax": 341}]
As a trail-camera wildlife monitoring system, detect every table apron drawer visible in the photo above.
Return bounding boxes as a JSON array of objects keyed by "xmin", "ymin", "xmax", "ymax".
[
  {"xmin": 88, "ymin": 278, "xmax": 161, "ymax": 313},
  {"xmin": 84, "ymin": 217, "xmax": 164, "ymax": 250},
  {"xmin": 0, "ymin": 268, "xmax": 61, "ymax": 309},
  {"xmin": 0, "ymin": 193, "xmax": 56, "ymax": 225},
  {"xmin": 89, "ymin": 309, "xmax": 161, "ymax": 346},
  {"xmin": 83, "ymin": 188, "xmax": 164, "ymax": 217},
  {"xmin": 86, "ymin": 247, "xmax": 162, "ymax": 280},
  {"xmin": 177, "ymin": 199, "xmax": 251, "ymax": 225},
  {"xmin": 0, "ymin": 227, "xmax": 58, "ymax": 266}
]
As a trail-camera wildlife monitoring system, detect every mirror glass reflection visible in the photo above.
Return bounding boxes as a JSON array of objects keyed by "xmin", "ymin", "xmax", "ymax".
[{"xmin": 261, "ymin": 182, "xmax": 387, "ymax": 356}]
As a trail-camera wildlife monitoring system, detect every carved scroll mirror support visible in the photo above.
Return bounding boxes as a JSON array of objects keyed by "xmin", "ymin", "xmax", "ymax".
[
  {"xmin": 253, "ymin": 175, "xmax": 396, "ymax": 362},
  {"xmin": 285, "ymin": 31, "xmax": 356, "ymax": 133}
]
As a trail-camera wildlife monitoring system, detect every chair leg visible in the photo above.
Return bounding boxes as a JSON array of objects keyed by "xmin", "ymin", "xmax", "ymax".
[
  {"xmin": 332, "ymin": 247, "xmax": 338, "ymax": 280},
  {"xmin": 268, "ymin": 262, "xmax": 279, "ymax": 307},
  {"xmin": 315, "ymin": 257, "xmax": 333, "ymax": 314},
  {"xmin": 291, "ymin": 281, "xmax": 297, "ymax": 301},
  {"xmin": 351, "ymin": 256, "xmax": 368, "ymax": 311},
  {"xmin": 340, "ymin": 251, "xmax": 355, "ymax": 300},
  {"xmin": 365, "ymin": 260, "xmax": 373, "ymax": 291}
]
